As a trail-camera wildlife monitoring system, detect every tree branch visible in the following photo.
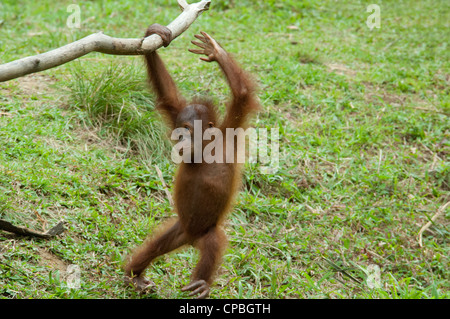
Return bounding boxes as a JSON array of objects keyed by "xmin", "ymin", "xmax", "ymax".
[
  {"xmin": 0, "ymin": 219, "xmax": 65, "ymax": 239},
  {"xmin": 0, "ymin": 0, "xmax": 210, "ymax": 82}
]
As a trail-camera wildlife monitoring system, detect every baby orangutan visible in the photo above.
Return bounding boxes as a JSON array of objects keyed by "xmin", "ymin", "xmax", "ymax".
[{"xmin": 124, "ymin": 24, "xmax": 259, "ymax": 298}]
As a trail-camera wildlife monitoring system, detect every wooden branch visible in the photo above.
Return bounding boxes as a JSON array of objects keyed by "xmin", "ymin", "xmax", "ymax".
[
  {"xmin": 0, "ymin": 219, "xmax": 65, "ymax": 239},
  {"xmin": 0, "ymin": 0, "xmax": 211, "ymax": 82}
]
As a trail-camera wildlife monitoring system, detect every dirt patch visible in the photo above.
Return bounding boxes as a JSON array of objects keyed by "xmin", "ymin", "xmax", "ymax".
[
  {"xmin": 362, "ymin": 81, "xmax": 444, "ymax": 114},
  {"xmin": 325, "ymin": 62, "xmax": 357, "ymax": 77},
  {"xmin": 16, "ymin": 74, "xmax": 56, "ymax": 96},
  {"xmin": 38, "ymin": 248, "xmax": 68, "ymax": 273},
  {"xmin": 364, "ymin": 83, "xmax": 406, "ymax": 106}
]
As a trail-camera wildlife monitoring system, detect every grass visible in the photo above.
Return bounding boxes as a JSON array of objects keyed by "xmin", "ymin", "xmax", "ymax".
[
  {"xmin": 0, "ymin": 0, "xmax": 449, "ymax": 299},
  {"xmin": 69, "ymin": 62, "xmax": 171, "ymax": 163}
]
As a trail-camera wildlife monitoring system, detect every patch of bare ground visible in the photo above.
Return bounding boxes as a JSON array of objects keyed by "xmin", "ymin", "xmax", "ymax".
[
  {"xmin": 325, "ymin": 62, "xmax": 357, "ymax": 77},
  {"xmin": 38, "ymin": 248, "xmax": 68, "ymax": 274},
  {"xmin": 362, "ymin": 81, "xmax": 445, "ymax": 114},
  {"xmin": 16, "ymin": 73, "xmax": 57, "ymax": 96},
  {"xmin": 72, "ymin": 124, "xmax": 133, "ymax": 159}
]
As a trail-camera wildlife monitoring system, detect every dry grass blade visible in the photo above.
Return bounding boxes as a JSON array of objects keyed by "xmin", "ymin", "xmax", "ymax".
[
  {"xmin": 155, "ymin": 165, "xmax": 174, "ymax": 206},
  {"xmin": 418, "ymin": 201, "xmax": 450, "ymax": 248},
  {"xmin": 322, "ymin": 257, "xmax": 362, "ymax": 284}
]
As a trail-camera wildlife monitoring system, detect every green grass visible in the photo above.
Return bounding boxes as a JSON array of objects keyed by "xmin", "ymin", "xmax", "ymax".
[{"xmin": 0, "ymin": 0, "xmax": 449, "ymax": 299}]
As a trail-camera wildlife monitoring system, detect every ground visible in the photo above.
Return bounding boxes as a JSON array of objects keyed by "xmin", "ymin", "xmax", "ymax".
[{"xmin": 0, "ymin": 0, "xmax": 449, "ymax": 299}]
